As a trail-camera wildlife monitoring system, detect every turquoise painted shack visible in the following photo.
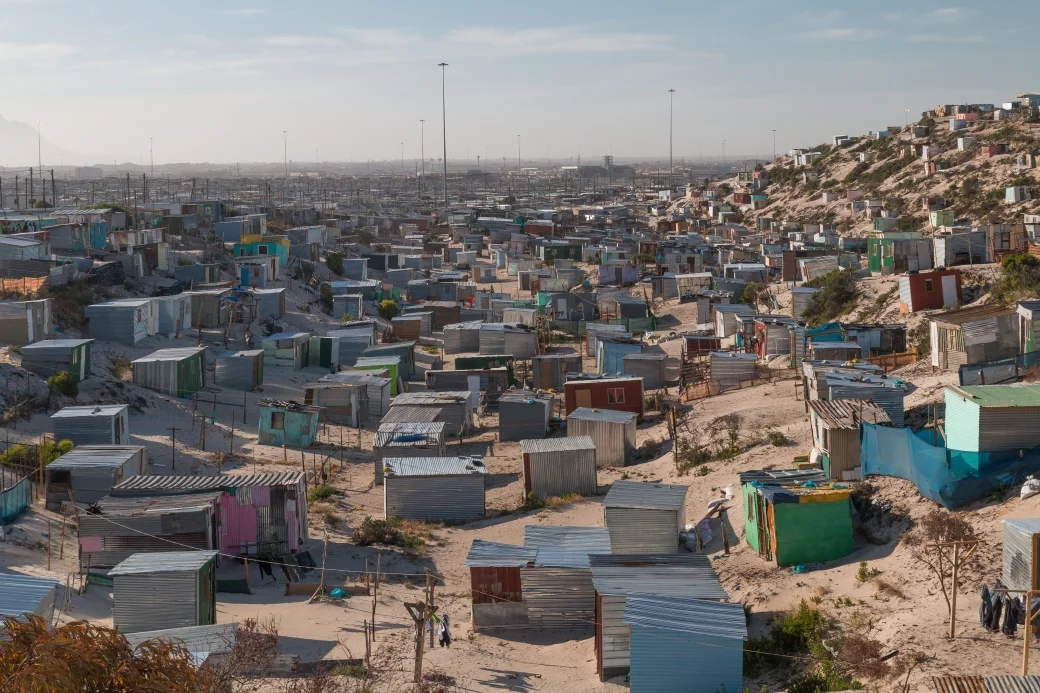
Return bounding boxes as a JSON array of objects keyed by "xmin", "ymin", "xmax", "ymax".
[
  {"xmin": 257, "ymin": 399, "xmax": 321, "ymax": 447},
  {"xmin": 945, "ymin": 384, "xmax": 1040, "ymax": 454},
  {"xmin": 233, "ymin": 234, "xmax": 290, "ymax": 267}
]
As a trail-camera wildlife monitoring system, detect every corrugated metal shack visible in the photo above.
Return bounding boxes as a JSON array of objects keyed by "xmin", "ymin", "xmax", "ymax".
[
  {"xmin": 709, "ymin": 351, "xmax": 758, "ymax": 385},
  {"xmin": 111, "ymin": 471, "xmax": 308, "ymax": 556},
  {"xmin": 320, "ymin": 371, "xmax": 390, "ymax": 427},
  {"xmin": 590, "ymin": 554, "xmax": 728, "ymax": 680},
  {"xmin": 390, "ymin": 391, "xmax": 474, "ymax": 435},
  {"xmin": 328, "ymin": 325, "xmax": 376, "ymax": 368},
  {"xmin": 214, "ymin": 349, "xmax": 264, "ymax": 390},
  {"xmin": 930, "ymin": 305, "xmax": 1019, "ymax": 371},
  {"xmin": 155, "ymin": 294, "xmax": 192, "ymax": 336},
  {"xmin": 821, "ymin": 371, "xmax": 908, "ymax": 427},
  {"xmin": 444, "ymin": 321, "xmax": 483, "ymax": 354},
  {"xmin": 84, "ymin": 299, "xmax": 148, "ymax": 345},
  {"xmin": 603, "ymin": 481, "xmax": 688, "ymax": 554},
  {"xmin": 0, "ymin": 298, "xmax": 51, "ymax": 346},
  {"xmin": 78, "ymin": 492, "xmax": 221, "ymax": 569},
  {"xmin": 188, "ymin": 290, "xmax": 230, "ymax": 328},
  {"xmin": 174, "ymin": 263, "xmax": 221, "ymax": 285},
  {"xmin": 124, "ymin": 622, "xmax": 238, "ymax": 668},
  {"xmin": 252, "ymin": 288, "xmax": 286, "ymax": 318},
  {"xmin": 19, "ymin": 338, "xmax": 92, "ymax": 380},
  {"xmin": 51, "ymin": 405, "xmax": 130, "ymax": 446},
  {"xmin": 741, "ymin": 469, "xmax": 853, "ymax": 567},
  {"xmin": 479, "ymin": 323, "xmax": 538, "ymax": 359},
  {"xmin": 622, "ymin": 352, "xmax": 674, "ymax": 390},
  {"xmin": 808, "ymin": 399, "xmax": 891, "ymax": 480},
  {"xmin": 262, "ymin": 332, "xmax": 310, "ymax": 370},
  {"xmin": 0, "ymin": 573, "xmax": 58, "ymax": 627},
  {"xmin": 257, "ymin": 399, "xmax": 321, "ymax": 447},
  {"xmin": 392, "ymin": 313, "xmax": 431, "ymax": 341},
  {"xmin": 427, "ymin": 368, "xmax": 510, "ymax": 407},
  {"xmin": 806, "ymin": 340, "xmax": 864, "ymax": 362},
  {"xmin": 499, "ymin": 390, "xmax": 553, "ymax": 441},
  {"xmin": 1003, "ymin": 518, "xmax": 1040, "ymax": 591},
  {"xmin": 624, "ymin": 595, "xmax": 746, "ymax": 693},
  {"xmin": 132, "ymin": 347, "xmax": 207, "ymax": 397},
  {"xmin": 520, "ymin": 436, "xmax": 597, "ymax": 499},
  {"xmin": 596, "ymin": 337, "xmax": 643, "ymax": 375},
  {"xmin": 521, "ymin": 526, "xmax": 611, "ymax": 631},
  {"xmin": 303, "ymin": 382, "xmax": 360, "ymax": 427},
  {"xmin": 364, "ymin": 341, "xmax": 416, "ymax": 380},
  {"xmin": 333, "ymin": 294, "xmax": 364, "ymax": 321},
  {"xmin": 307, "ymin": 335, "xmax": 339, "ymax": 370},
  {"xmin": 465, "ymin": 540, "xmax": 537, "ymax": 630},
  {"xmin": 45, "ymin": 446, "xmax": 147, "ymax": 510},
  {"xmin": 403, "ymin": 302, "xmax": 459, "ymax": 331},
  {"xmin": 565, "ymin": 375, "xmax": 645, "ymax": 422},
  {"xmin": 532, "ymin": 353, "xmax": 582, "ymax": 390},
  {"xmin": 567, "ymin": 408, "xmax": 637, "ymax": 468},
  {"xmin": 383, "ymin": 457, "xmax": 487, "ymax": 521},
  {"xmin": 945, "ymin": 384, "xmax": 1040, "ymax": 453},
  {"xmin": 110, "ymin": 551, "xmax": 218, "ymax": 633},
  {"xmin": 354, "ymin": 356, "xmax": 402, "ymax": 395},
  {"xmin": 373, "ymin": 422, "xmax": 447, "ymax": 485}
]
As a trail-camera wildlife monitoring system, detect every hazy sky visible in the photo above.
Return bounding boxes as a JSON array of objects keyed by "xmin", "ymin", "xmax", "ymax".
[{"xmin": 2, "ymin": 0, "xmax": 1037, "ymax": 165}]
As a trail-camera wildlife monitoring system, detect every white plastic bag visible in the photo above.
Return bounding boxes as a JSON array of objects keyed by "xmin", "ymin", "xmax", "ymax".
[{"xmin": 1021, "ymin": 478, "xmax": 1040, "ymax": 500}]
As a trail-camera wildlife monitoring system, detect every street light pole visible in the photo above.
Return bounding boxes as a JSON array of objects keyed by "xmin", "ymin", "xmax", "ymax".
[
  {"xmin": 149, "ymin": 137, "xmax": 153, "ymax": 178},
  {"xmin": 282, "ymin": 130, "xmax": 288, "ymax": 203},
  {"xmin": 772, "ymin": 129, "xmax": 777, "ymax": 161},
  {"xmin": 722, "ymin": 139, "xmax": 726, "ymax": 167},
  {"xmin": 517, "ymin": 135, "xmax": 521, "ymax": 172},
  {"xmin": 420, "ymin": 119, "xmax": 425, "ymax": 196},
  {"xmin": 438, "ymin": 62, "xmax": 449, "ymax": 210},
  {"xmin": 668, "ymin": 88, "xmax": 675, "ymax": 189}
]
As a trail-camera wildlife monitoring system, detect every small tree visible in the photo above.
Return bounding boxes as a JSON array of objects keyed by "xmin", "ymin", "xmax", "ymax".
[
  {"xmin": 741, "ymin": 281, "xmax": 769, "ymax": 312},
  {"xmin": 910, "ymin": 509, "xmax": 978, "ymax": 617},
  {"xmin": 47, "ymin": 371, "xmax": 78, "ymax": 398},
  {"xmin": 378, "ymin": 299, "xmax": 400, "ymax": 321}
]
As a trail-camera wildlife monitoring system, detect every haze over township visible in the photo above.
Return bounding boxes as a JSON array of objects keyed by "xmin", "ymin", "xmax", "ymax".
[{"xmin": 1, "ymin": 0, "xmax": 1037, "ymax": 166}]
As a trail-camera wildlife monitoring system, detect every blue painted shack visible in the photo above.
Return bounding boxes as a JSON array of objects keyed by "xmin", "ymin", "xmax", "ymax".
[
  {"xmin": 597, "ymin": 337, "xmax": 644, "ymax": 375},
  {"xmin": 257, "ymin": 399, "xmax": 321, "ymax": 447},
  {"xmin": 624, "ymin": 595, "xmax": 746, "ymax": 693}
]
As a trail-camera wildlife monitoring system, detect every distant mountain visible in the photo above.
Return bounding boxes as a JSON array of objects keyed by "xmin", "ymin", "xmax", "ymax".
[{"xmin": 0, "ymin": 114, "xmax": 95, "ymax": 169}]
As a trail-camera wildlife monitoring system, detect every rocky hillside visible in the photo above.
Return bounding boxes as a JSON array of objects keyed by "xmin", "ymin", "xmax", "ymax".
[{"xmin": 736, "ymin": 114, "xmax": 1040, "ymax": 235}]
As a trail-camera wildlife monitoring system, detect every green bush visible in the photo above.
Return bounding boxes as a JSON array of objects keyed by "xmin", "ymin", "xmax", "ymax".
[
  {"xmin": 47, "ymin": 371, "xmax": 78, "ymax": 398},
  {"xmin": 352, "ymin": 516, "xmax": 428, "ymax": 550},
  {"xmin": 993, "ymin": 253, "xmax": 1040, "ymax": 305},
  {"xmin": 0, "ymin": 439, "xmax": 73, "ymax": 469},
  {"xmin": 378, "ymin": 299, "xmax": 400, "ymax": 321},
  {"xmin": 308, "ymin": 485, "xmax": 338, "ymax": 502},
  {"xmin": 326, "ymin": 251, "xmax": 344, "ymax": 275},
  {"xmin": 802, "ymin": 270, "xmax": 859, "ymax": 326},
  {"xmin": 319, "ymin": 283, "xmax": 333, "ymax": 314}
]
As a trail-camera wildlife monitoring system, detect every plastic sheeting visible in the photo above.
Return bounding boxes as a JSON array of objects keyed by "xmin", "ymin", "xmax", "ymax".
[{"xmin": 861, "ymin": 423, "xmax": 1040, "ymax": 508}]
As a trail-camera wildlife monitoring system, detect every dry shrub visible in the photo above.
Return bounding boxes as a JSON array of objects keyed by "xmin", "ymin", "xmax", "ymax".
[
  {"xmin": 839, "ymin": 632, "xmax": 890, "ymax": 680},
  {"xmin": 873, "ymin": 578, "xmax": 906, "ymax": 600}
]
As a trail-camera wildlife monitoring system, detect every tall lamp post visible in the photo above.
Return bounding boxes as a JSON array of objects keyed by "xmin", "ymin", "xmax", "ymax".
[
  {"xmin": 438, "ymin": 62, "xmax": 449, "ymax": 210},
  {"xmin": 668, "ymin": 88, "xmax": 675, "ymax": 189}
]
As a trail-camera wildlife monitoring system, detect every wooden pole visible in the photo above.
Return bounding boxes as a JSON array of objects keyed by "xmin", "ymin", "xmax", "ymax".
[
  {"xmin": 58, "ymin": 506, "xmax": 67, "ymax": 560},
  {"xmin": 229, "ymin": 411, "xmax": 236, "ymax": 461},
  {"xmin": 364, "ymin": 619, "xmax": 370, "ymax": 668},
  {"xmin": 371, "ymin": 553, "xmax": 380, "ymax": 641},
  {"xmin": 46, "ymin": 518, "xmax": 51, "ymax": 571},
  {"xmin": 1026, "ymin": 592, "xmax": 1032, "ymax": 676},
  {"xmin": 950, "ymin": 543, "xmax": 960, "ymax": 639},
  {"xmin": 426, "ymin": 569, "xmax": 435, "ymax": 649}
]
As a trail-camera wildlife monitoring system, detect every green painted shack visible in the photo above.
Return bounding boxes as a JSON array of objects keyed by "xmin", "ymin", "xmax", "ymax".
[
  {"xmin": 741, "ymin": 469, "xmax": 854, "ymax": 568},
  {"xmin": 945, "ymin": 384, "xmax": 1040, "ymax": 454},
  {"xmin": 866, "ymin": 231, "xmax": 932, "ymax": 276},
  {"xmin": 353, "ymin": 356, "xmax": 402, "ymax": 395},
  {"xmin": 257, "ymin": 399, "xmax": 321, "ymax": 447},
  {"xmin": 131, "ymin": 347, "xmax": 207, "ymax": 397}
]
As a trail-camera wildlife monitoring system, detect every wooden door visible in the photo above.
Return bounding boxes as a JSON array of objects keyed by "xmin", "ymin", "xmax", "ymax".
[{"xmin": 575, "ymin": 388, "xmax": 592, "ymax": 408}]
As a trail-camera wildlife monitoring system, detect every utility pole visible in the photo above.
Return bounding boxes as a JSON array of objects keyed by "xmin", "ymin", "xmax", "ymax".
[
  {"xmin": 283, "ymin": 130, "xmax": 288, "ymax": 204},
  {"xmin": 50, "ymin": 170, "xmax": 55, "ymax": 208},
  {"xmin": 150, "ymin": 137, "xmax": 153, "ymax": 179},
  {"xmin": 168, "ymin": 427, "xmax": 179, "ymax": 472},
  {"xmin": 772, "ymin": 129, "xmax": 777, "ymax": 161},
  {"xmin": 668, "ymin": 88, "xmax": 675, "ymax": 190},
  {"xmin": 419, "ymin": 119, "xmax": 425, "ymax": 198},
  {"xmin": 517, "ymin": 134, "xmax": 521, "ymax": 173},
  {"xmin": 438, "ymin": 62, "xmax": 449, "ymax": 210}
]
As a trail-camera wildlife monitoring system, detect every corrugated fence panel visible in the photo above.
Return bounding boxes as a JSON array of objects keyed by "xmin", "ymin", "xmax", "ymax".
[
  {"xmin": 628, "ymin": 628, "xmax": 743, "ymax": 693},
  {"xmin": 605, "ymin": 507, "xmax": 679, "ymax": 554},
  {"xmin": 384, "ymin": 476, "xmax": 485, "ymax": 521},
  {"xmin": 520, "ymin": 567, "xmax": 595, "ymax": 631},
  {"xmin": 0, "ymin": 476, "xmax": 30, "ymax": 523},
  {"xmin": 525, "ymin": 448, "xmax": 597, "ymax": 498},
  {"xmin": 1003, "ymin": 520, "xmax": 1040, "ymax": 591},
  {"xmin": 113, "ymin": 572, "xmax": 198, "ymax": 633}
]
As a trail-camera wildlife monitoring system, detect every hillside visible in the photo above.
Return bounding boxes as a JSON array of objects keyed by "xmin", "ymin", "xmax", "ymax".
[{"xmin": 735, "ymin": 113, "xmax": 1040, "ymax": 235}]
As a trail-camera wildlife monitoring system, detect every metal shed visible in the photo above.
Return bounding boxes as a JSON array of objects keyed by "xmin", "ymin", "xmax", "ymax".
[
  {"xmin": 603, "ymin": 481, "xmax": 688, "ymax": 554},
  {"xmin": 110, "ymin": 551, "xmax": 218, "ymax": 633},
  {"xmin": 373, "ymin": 422, "xmax": 447, "ymax": 485},
  {"xmin": 392, "ymin": 313, "xmax": 432, "ymax": 341},
  {"xmin": 480, "ymin": 323, "xmax": 538, "ymax": 359},
  {"xmin": 132, "ymin": 347, "xmax": 207, "ymax": 397},
  {"xmin": 566, "ymin": 408, "xmax": 637, "ymax": 468},
  {"xmin": 155, "ymin": 294, "xmax": 192, "ymax": 336},
  {"xmin": 590, "ymin": 554, "xmax": 728, "ymax": 680},
  {"xmin": 354, "ymin": 356, "xmax": 403, "ymax": 395},
  {"xmin": 427, "ymin": 368, "xmax": 510, "ymax": 407},
  {"xmin": 214, "ymin": 349, "xmax": 264, "ymax": 390},
  {"xmin": 19, "ymin": 338, "xmax": 93, "ymax": 381},
  {"xmin": 84, "ymin": 299, "xmax": 149, "ymax": 345},
  {"xmin": 45, "ymin": 446, "xmax": 147, "ymax": 510},
  {"xmin": 444, "ymin": 321, "xmax": 483, "ymax": 354},
  {"xmin": 303, "ymin": 381, "xmax": 360, "ymax": 426},
  {"xmin": 124, "ymin": 622, "xmax": 238, "ymax": 667},
  {"xmin": 0, "ymin": 573, "xmax": 58, "ymax": 627},
  {"xmin": 520, "ymin": 436, "xmax": 597, "ymax": 499},
  {"xmin": 565, "ymin": 375, "xmax": 645, "ymax": 422},
  {"xmin": 320, "ymin": 371, "xmax": 390, "ymax": 427},
  {"xmin": 252, "ymin": 287, "xmax": 286, "ymax": 318},
  {"xmin": 390, "ymin": 391, "xmax": 474, "ymax": 435},
  {"xmin": 257, "ymin": 399, "xmax": 321, "ymax": 447},
  {"xmin": 808, "ymin": 399, "xmax": 890, "ymax": 480},
  {"xmin": 327, "ymin": 327, "xmax": 375, "ymax": 368},
  {"xmin": 1003, "ymin": 518, "xmax": 1040, "ymax": 592},
  {"xmin": 363, "ymin": 342, "xmax": 416, "ymax": 380},
  {"xmin": 709, "ymin": 351, "xmax": 757, "ymax": 385},
  {"xmin": 383, "ymin": 457, "xmax": 487, "ymax": 521},
  {"xmin": 499, "ymin": 391, "xmax": 554, "ymax": 441},
  {"xmin": 622, "ymin": 352, "xmax": 675, "ymax": 390},
  {"xmin": 0, "ymin": 298, "xmax": 51, "ymax": 346},
  {"xmin": 521, "ymin": 526, "xmax": 611, "ymax": 631},
  {"xmin": 262, "ymin": 332, "xmax": 310, "ymax": 371},
  {"xmin": 807, "ymin": 341, "xmax": 864, "ymax": 362},
  {"xmin": 623, "ymin": 595, "xmax": 746, "ymax": 693},
  {"xmin": 78, "ymin": 492, "xmax": 221, "ymax": 569},
  {"xmin": 532, "ymin": 353, "xmax": 583, "ymax": 390},
  {"xmin": 51, "ymin": 405, "xmax": 130, "ymax": 447},
  {"xmin": 188, "ymin": 290, "xmax": 229, "ymax": 328},
  {"xmin": 333, "ymin": 294, "xmax": 364, "ymax": 321},
  {"xmin": 465, "ymin": 540, "xmax": 537, "ymax": 630}
]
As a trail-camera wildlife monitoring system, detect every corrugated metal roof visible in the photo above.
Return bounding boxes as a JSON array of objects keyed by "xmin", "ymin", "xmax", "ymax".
[
  {"xmin": 379, "ymin": 406, "xmax": 443, "ymax": 425},
  {"xmin": 393, "ymin": 391, "xmax": 471, "ymax": 406},
  {"xmin": 383, "ymin": 456, "xmax": 488, "ymax": 477},
  {"xmin": 444, "ymin": 321, "xmax": 485, "ymax": 331},
  {"xmin": 110, "ymin": 550, "xmax": 218, "ymax": 575},
  {"xmin": 95, "ymin": 492, "xmax": 223, "ymax": 516},
  {"xmin": 589, "ymin": 554, "xmax": 728, "ymax": 599},
  {"xmin": 604, "ymin": 480, "xmax": 688, "ymax": 510},
  {"xmin": 49, "ymin": 446, "xmax": 144, "ymax": 471},
  {"xmin": 985, "ymin": 677, "xmax": 1040, "ymax": 693},
  {"xmin": 520, "ymin": 436, "xmax": 595, "ymax": 454},
  {"xmin": 51, "ymin": 404, "xmax": 128, "ymax": 419},
  {"xmin": 932, "ymin": 304, "xmax": 1016, "ymax": 326},
  {"xmin": 374, "ymin": 422, "xmax": 447, "ymax": 447},
  {"xmin": 933, "ymin": 678, "xmax": 987, "ymax": 693},
  {"xmin": 947, "ymin": 384, "xmax": 1040, "ymax": 408},
  {"xmin": 263, "ymin": 332, "xmax": 309, "ymax": 341},
  {"xmin": 0, "ymin": 573, "xmax": 57, "ymax": 618},
  {"xmin": 524, "ymin": 525, "xmax": 610, "ymax": 551},
  {"xmin": 465, "ymin": 539, "xmax": 537, "ymax": 567},
  {"xmin": 534, "ymin": 547, "xmax": 602, "ymax": 569},
  {"xmin": 20, "ymin": 338, "xmax": 93, "ymax": 350},
  {"xmin": 125, "ymin": 622, "xmax": 238, "ymax": 661},
  {"xmin": 567, "ymin": 407, "xmax": 639, "ymax": 424},
  {"xmin": 113, "ymin": 472, "xmax": 304, "ymax": 493},
  {"xmin": 738, "ymin": 468, "xmax": 827, "ymax": 485},
  {"xmin": 808, "ymin": 399, "xmax": 892, "ymax": 428},
  {"xmin": 623, "ymin": 595, "xmax": 747, "ymax": 639},
  {"xmin": 131, "ymin": 347, "xmax": 206, "ymax": 364}
]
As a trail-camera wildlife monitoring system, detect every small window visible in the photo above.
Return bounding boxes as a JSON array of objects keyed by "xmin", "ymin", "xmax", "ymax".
[
  {"xmin": 271, "ymin": 411, "xmax": 285, "ymax": 430},
  {"xmin": 607, "ymin": 387, "xmax": 625, "ymax": 404},
  {"xmin": 258, "ymin": 245, "xmax": 269, "ymax": 255},
  {"xmin": 925, "ymin": 279, "xmax": 934, "ymax": 292}
]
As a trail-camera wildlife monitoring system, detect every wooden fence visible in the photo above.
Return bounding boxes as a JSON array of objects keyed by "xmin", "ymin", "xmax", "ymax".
[
  {"xmin": 865, "ymin": 348, "xmax": 918, "ymax": 372},
  {"xmin": 0, "ymin": 276, "xmax": 48, "ymax": 298},
  {"xmin": 680, "ymin": 367, "xmax": 799, "ymax": 402}
]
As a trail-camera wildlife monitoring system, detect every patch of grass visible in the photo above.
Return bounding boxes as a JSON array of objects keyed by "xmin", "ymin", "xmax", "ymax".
[
  {"xmin": 856, "ymin": 561, "xmax": 881, "ymax": 583},
  {"xmin": 694, "ymin": 464, "xmax": 710, "ymax": 477},
  {"xmin": 320, "ymin": 508, "xmax": 340, "ymax": 527},
  {"xmin": 308, "ymin": 485, "xmax": 338, "ymax": 502},
  {"xmin": 46, "ymin": 371, "xmax": 77, "ymax": 398},
  {"xmin": 524, "ymin": 492, "xmax": 581, "ymax": 511},
  {"xmin": 331, "ymin": 663, "xmax": 366, "ymax": 677},
  {"xmin": 110, "ymin": 356, "xmax": 132, "ymax": 380},
  {"xmin": 768, "ymin": 430, "xmax": 790, "ymax": 447},
  {"xmin": 873, "ymin": 578, "xmax": 906, "ymax": 600},
  {"xmin": 352, "ymin": 516, "xmax": 432, "ymax": 551}
]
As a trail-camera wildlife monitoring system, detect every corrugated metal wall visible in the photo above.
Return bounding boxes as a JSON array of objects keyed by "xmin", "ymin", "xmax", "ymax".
[
  {"xmin": 53, "ymin": 413, "xmax": 117, "ymax": 446},
  {"xmin": 470, "ymin": 566, "xmax": 523, "ymax": 604},
  {"xmin": 567, "ymin": 417, "xmax": 636, "ymax": 468},
  {"xmin": 1003, "ymin": 521, "xmax": 1040, "ymax": 591},
  {"xmin": 499, "ymin": 398, "xmax": 551, "ymax": 441},
  {"xmin": 605, "ymin": 508, "xmax": 679, "ymax": 554},
  {"xmin": 113, "ymin": 572, "xmax": 200, "ymax": 633},
  {"xmin": 524, "ymin": 448, "xmax": 597, "ymax": 499},
  {"xmin": 826, "ymin": 428, "xmax": 862, "ymax": 481},
  {"xmin": 628, "ymin": 628, "xmax": 742, "ymax": 693},
  {"xmin": 0, "ymin": 476, "xmax": 30, "ymax": 523},
  {"xmin": 384, "ymin": 475, "xmax": 485, "ymax": 521},
  {"xmin": 520, "ymin": 567, "xmax": 595, "ymax": 631},
  {"xmin": 600, "ymin": 593, "xmax": 630, "ymax": 677}
]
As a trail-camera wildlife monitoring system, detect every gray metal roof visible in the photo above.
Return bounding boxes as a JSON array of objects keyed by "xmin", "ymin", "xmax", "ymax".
[
  {"xmin": 604, "ymin": 480, "xmax": 688, "ymax": 510},
  {"xmin": 379, "ymin": 405, "xmax": 443, "ymax": 425},
  {"xmin": 95, "ymin": 492, "xmax": 223, "ymax": 516},
  {"xmin": 384, "ymin": 457, "xmax": 488, "ymax": 477},
  {"xmin": 20, "ymin": 338, "xmax": 93, "ymax": 350},
  {"xmin": 112, "ymin": 472, "xmax": 304, "ymax": 493},
  {"xmin": 1005, "ymin": 518, "xmax": 1040, "ymax": 535},
  {"xmin": 51, "ymin": 404, "xmax": 128, "ymax": 419},
  {"xmin": 444, "ymin": 321, "xmax": 484, "ymax": 331},
  {"xmin": 355, "ymin": 355, "xmax": 401, "ymax": 367},
  {"xmin": 567, "ymin": 407, "xmax": 638, "ymax": 424},
  {"xmin": 524, "ymin": 525, "xmax": 610, "ymax": 550},
  {"xmin": 374, "ymin": 422, "xmax": 447, "ymax": 448},
  {"xmin": 623, "ymin": 595, "xmax": 747, "ymax": 639},
  {"xmin": 49, "ymin": 446, "xmax": 144, "ymax": 471},
  {"xmin": 0, "ymin": 573, "xmax": 57, "ymax": 618},
  {"xmin": 125, "ymin": 622, "xmax": 238, "ymax": 661},
  {"xmin": 589, "ymin": 554, "xmax": 728, "ymax": 599},
  {"xmin": 392, "ymin": 391, "xmax": 471, "ymax": 406},
  {"xmin": 465, "ymin": 539, "xmax": 537, "ymax": 568},
  {"xmin": 131, "ymin": 347, "xmax": 206, "ymax": 364},
  {"xmin": 520, "ymin": 436, "xmax": 595, "ymax": 454},
  {"xmin": 320, "ymin": 372, "xmax": 390, "ymax": 386},
  {"xmin": 216, "ymin": 349, "xmax": 265, "ymax": 359},
  {"xmin": 738, "ymin": 469, "xmax": 828, "ymax": 485},
  {"xmin": 534, "ymin": 547, "xmax": 603, "ymax": 569},
  {"xmin": 110, "ymin": 551, "xmax": 218, "ymax": 576}
]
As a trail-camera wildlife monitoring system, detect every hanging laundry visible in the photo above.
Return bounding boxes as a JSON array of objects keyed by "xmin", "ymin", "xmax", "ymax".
[{"xmin": 981, "ymin": 585, "xmax": 993, "ymax": 631}]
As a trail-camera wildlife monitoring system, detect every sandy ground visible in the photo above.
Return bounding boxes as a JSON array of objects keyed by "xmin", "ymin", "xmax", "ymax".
[{"xmin": 0, "ymin": 246, "xmax": 1036, "ymax": 692}]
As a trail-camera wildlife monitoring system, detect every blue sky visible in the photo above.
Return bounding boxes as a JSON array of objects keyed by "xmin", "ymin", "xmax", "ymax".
[{"xmin": 1, "ymin": 0, "xmax": 1037, "ymax": 165}]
